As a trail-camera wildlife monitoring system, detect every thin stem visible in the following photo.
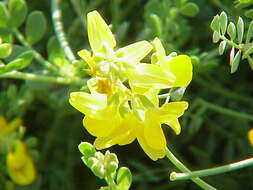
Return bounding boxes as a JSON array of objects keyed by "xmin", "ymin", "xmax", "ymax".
[
  {"xmin": 220, "ymin": 35, "xmax": 242, "ymax": 50},
  {"xmin": 51, "ymin": 0, "xmax": 76, "ymax": 62},
  {"xmin": 194, "ymin": 77, "xmax": 253, "ymax": 106},
  {"xmin": 106, "ymin": 173, "xmax": 119, "ymax": 190},
  {"xmin": 197, "ymin": 98, "xmax": 253, "ymax": 121},
  {"xmin": 170, "ymin": 157, "xmax": 253, "ymax": 181},
  {"xmin": 165, "ymin": 148, "xmax": 216, "ymax": 190},
  {"xmin": 13, "ymin": 29, "xmax": 57, "ymax": 72},
  {"xmin": 158, "ymin": 93, "xmax": 170, "ymax": 99},
  {"xmin": 0, "ymin": 71, "xmax": 85, "ymax": 86}
]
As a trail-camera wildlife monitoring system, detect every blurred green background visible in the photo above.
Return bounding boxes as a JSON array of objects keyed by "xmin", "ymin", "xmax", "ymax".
[{"xmin": 1, "ymin": 0, "xmax": 253, "ymax": 189}]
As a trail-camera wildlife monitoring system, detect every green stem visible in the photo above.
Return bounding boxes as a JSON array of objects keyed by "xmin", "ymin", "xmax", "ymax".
[
  {"xmin": 197, "ymin": 98, "xmax": 253, "ymax": 121},
  {"xmin": 13, "ymin": 29, "xmax": 57, "ymax": 72},
  {"xmin": 170, "ymin": 157, "xmax": 253, "ymax": 181},
  {"xmin": 158, "ymin": 93, "xmax": 170, "ymax": 99},
  {"xmin": 106, "ymin": 173, "xmax": 119, "ymax": 190},
  {"xmin": 220, "ymin": 35, "xmax": 242, "ymax": 50},
  {"xmin": 51, "ymin": 0, "xmax": 76, "ymax": 62},
  {"xmin": 194, "ymin": 77, "xmax": 253, "ymax": 106},
  {"xmin": 166, "ymin": 148, "xmax": 217, "ymax": 190},
  {"xmin": 0, "ymin": 71, "xmax": 85, "ymax": 86}
]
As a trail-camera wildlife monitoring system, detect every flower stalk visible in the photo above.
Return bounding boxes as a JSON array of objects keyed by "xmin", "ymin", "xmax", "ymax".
[{"xmin": 170, "ymin": 157, "xmax": 253, "ymax": 181}]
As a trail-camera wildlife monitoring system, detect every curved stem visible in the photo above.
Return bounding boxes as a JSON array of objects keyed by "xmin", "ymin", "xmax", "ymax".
[
  {"xmin": 13, "ymin": 29, "xmax": 58, "ymax": 72},
  {"xmin": 170, "ymin": 157, "xmax": 253, "ymax": 181},
  {"xmin": 166, "ymin": 148, "xmax": 217, "ymax": 190},
  {"xmin": 196, "ymin": 98, "xmax": 253, "ymax": 121},
  {"xmin": 0, "ymin": 71, "xmax": 85, "ymax": 86},
  {"xmin": 51, "ymin": 0, "xmax": 76, "ymax": 62},
  {"xmin": 194, "ymin": 77, "xmax": 253, "ymax": 106}
]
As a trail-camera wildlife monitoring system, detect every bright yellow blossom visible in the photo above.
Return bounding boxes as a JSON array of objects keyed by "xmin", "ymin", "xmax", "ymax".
[
  {"xmin": 7, "ymin": 141, "xmax": 36, "ymax": 186},
  {"xmin": 70, "ymin": 91, "xmax": 188, "ymax": 160},
  {"xmin": 248, "ymin": 128, "xmax": 253, "ymax": 147},
  {"xmin": 78, "ymin": 10, "xmax": 153, "ymax": 78},
  {"xmin": 70, "ymin": 11, "xmax": 192, "ymax": 160},
  {"xmin": 128, "ymin": 38, "xmax": 192, "ymax": 90}
]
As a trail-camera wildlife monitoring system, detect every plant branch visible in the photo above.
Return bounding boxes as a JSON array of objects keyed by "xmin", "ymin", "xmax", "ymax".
[
  {"xmin": 170, "ymin": 157, "xmax": 253, "ymax": 181},
  {"xmin": 13, "ymin": 29, "xmax": 58, "ymax": 72},
  {"xmin": 0, "ymin": 71, "xmax": 85, "ymax": 86},
  {"xmin": 196, "ymin": 98, "xmax": 253, "ymax": 121},
  {"xmin": 166, "ymin": 148, "xmax": 217, "ymax": 190},
  {"xmin": 51, "ymin": 0, "xmax": 76, "ymax": 62}
]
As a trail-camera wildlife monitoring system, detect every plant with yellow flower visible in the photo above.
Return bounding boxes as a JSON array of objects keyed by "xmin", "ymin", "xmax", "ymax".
[
  {"xmin": 0, "ymin": 116, "xmax": 37, "ymax": 187},
  {"xmin": 69, "ymin": 10, "xmax": 192, "ymax": 161}
]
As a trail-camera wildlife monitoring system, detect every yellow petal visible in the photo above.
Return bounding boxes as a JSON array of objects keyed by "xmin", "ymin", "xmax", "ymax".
[
  {"xmin": 69, "ymin": 92, "xmax": 106, "ymax": 117},
  {"xmin": 116, "ymin": 41, "xmax": 152, "ymax": 63},
  {"xmin": 165, "ymin": 55, "xmax": 192, "ymax": 87},
  {"xmin": 153, "ymin": 37, "xmax": 165, "ymax": 56},
  {"xmin": 158, "ymin": 101, "xmax": 188, "ymax": 121},
  {"xmin": 248, "ymin": 128, "xmax": 253, "ymax": 147},
  {"xmin": 87, "ymin": 11, "xmax": 116, "ymax": 51},
  {"xmin": 128, "ymin": 64, "xmax": 175, "ymax": 89},
  {"xmin": 77, "ymin": 49, "xmax": 94, "ymax": 68},
  {"xmin": 143, "ymin": 111, "xmax": 166, "ymax": 150},
  {"xmin": 135, "ymin": 125, "xmax": 165, "ymax": 160},
  {"xmin": 8, "ymin": 156, "xmax": 36, "ymax": 186},
  {"xmin": 83, "ymin": 115, "xmax": 120, "ymax": 137},
  {"xmin": 164, "ymin": 119, "xmax": 181, "ymax": 135}
]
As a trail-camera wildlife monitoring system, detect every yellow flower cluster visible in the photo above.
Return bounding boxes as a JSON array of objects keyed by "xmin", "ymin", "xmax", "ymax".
[
  {"xmin": 0, "ymin": 117, "xmax": 36, "ymax": 185},
  {"xmin": 7, "ymin": 141, "xmax": 36, "ymax": 186},
  {"xmin": 70, "ymin": 11, "xmax": 192, "ymax": 160}
]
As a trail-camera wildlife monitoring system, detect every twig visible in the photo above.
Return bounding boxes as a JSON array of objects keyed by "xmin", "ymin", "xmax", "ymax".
[
  {"xmin": 170, "ymin": 157, "xmax": 253, "ymax": 181},
  {"xmin": 51, "ymin": 0, "xmax": 76, "ymax": 62}
]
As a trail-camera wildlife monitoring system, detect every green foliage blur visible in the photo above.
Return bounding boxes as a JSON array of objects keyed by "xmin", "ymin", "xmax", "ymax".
[{"xmin": 0, "ymin": 0, "xmax": 253, "ymax": 189}]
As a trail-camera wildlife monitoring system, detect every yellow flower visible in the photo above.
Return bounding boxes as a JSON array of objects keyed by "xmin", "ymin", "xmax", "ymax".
[
  {"xmin": 128, "ymin": 38, "xmax": 192, "ymax": 90},
  {"xmin": 78, "ymin": 10, "xmax": 153, "ymax": 78},
  {"xmin": 7, "ymin": 141, "xmax": 36, "ymax": 186},
  {"xmin": 0, "ymin": 116, "xmax": 21, "ymax": 136},
  {"xmin": 70, "ymin": 91, "xmax": 188, "ymax": 160},
  {"xmin": 248, "ymin": 128, "xmax": 253, "ymax": 147},
  {"xmin": 70, "ymin": 10, "xmax": 192, "ymax": 161}
]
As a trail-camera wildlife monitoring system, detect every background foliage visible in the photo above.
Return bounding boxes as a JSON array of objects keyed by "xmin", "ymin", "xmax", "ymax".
[{"xmin": 0, "ymin": 0, "xmax": 253, "ymax": 189}]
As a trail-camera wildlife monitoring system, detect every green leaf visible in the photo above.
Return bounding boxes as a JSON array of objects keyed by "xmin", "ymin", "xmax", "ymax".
[
  {"xmin": 149, "ymin": 14, "xmax": 162, "ymax": 37},
  {"xmin": 0, "ymin": 43, "xmax": 12, "ymax": 58},
  {"xmin": 246, "ymin": 21, "xmax": 253, "ymax": 43},
  {"xmin": 5, "ymin": 50, "xmax": 33, "ymax": 72},
  {"xmin": 231, "ymin": 50, "xmax": 241, "ymax": 73},
  {"xmin": 219, "ymin": 41, "xmax": 226, "ymax": 55},
  {"xmin": 116, "ymin": 167, "xmax": 132, "ymax": 190},
  {"xmin": 25, "ymin": 11, "xmax": 47, "ymax": 45},
  {"xmin": 210, "ymin": 15, "xmax": 220, "ymax": 32},
  {"xmin": 8, "ymin": 0, "xmax": 27, "ymax": 28},
  {"xmin": 245, "ymin": 9, "xmax": 253, "ymax": 19},
  {"xmin": 227, "ymin": 22, "xmax": 236, "ymax": 40},
  {"xmin": 0, "ymin": 3, "xmax": 8, "ymax": 27},
  {"xmin": 78, "ymin": 142, "xmax": 96, "ymax": 158},
  {"xmin": 237, "ymin": 17, "xmax": 244, "ymax": 43},
  {"xmin": 247, "ymin": 57, "xmax": 253, "ymax": 70},
  {"xmin": 212, "ymin": 31, "xmax": 220, "ymax": 43},
  {"xmin": 180, "ymin": 2, "xmax": 199, "ymax": 17},
  {"xmin": 242, "ymin": 45, "xmax": 253, "ymax": 59},
  {"xmin": 219, "ymin": 11, "xmax": 227, "ymax": 35},
  {"xmin": 47, "ymin": 36, "xmax": 65, "ymax": 62}
]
